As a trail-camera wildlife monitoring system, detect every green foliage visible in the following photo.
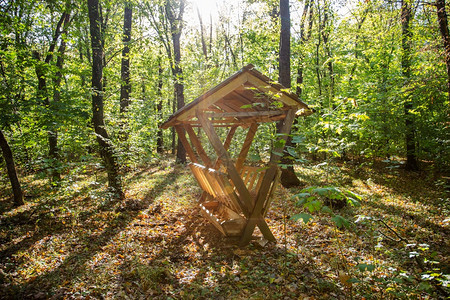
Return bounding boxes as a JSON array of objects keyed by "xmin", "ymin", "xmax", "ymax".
[{"xmin": 291, "ymin": 185, "xmax": 361, "ymax": 228}]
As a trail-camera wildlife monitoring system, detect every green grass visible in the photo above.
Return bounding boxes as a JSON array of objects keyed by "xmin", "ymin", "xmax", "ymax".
[{"xmin": 0, "ymin": 156, "xmax": 448, "ymax": 299}]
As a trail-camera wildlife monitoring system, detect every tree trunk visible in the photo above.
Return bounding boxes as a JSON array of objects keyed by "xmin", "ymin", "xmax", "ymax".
[
  {"xmin": 120, "ymin": 3, "xmax": 132, "ymax": 115},
  {"xmin": 401, "ymin": 0, "xmax": 418, "ymax": 171},
  {"xmin": 279, "ymin": 0, "xmax": 301, "ymax": 188},
  {"xmin": 0, "ymin": 129, "xmax": 24, "ymax": 206},
  {"xmin": 88, "ymin": 0, "xmax": 124, "ymax": 198},
  {"xmin": 32, "ymin": 10, "xmax": 70, "ymax": 185},
  {"xmin": 437, "ymin": 0, "xmax": 450, "ymax": 103},
  {"xmin": 49, "ymin": 11, "xmax": 71, "ymax": 184},
  {"xmin": 279, "ymin": 0, "xmax": 290, "ymax": 88},
  {"xmin": 297, "ymin": 0, "xmax": 313, "ymax": 96},
  {"xmin": 166, "ymin": 0, "xmax": 186, "ymax": 164},
  {"xmin": 156, "ymin": 55, "xmax": 164, "ymax": 153}
]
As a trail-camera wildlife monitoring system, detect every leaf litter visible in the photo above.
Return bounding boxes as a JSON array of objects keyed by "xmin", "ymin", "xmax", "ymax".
[{"xmin": 0, "ymin": 157, "xmax": 448, "ymax": 299}]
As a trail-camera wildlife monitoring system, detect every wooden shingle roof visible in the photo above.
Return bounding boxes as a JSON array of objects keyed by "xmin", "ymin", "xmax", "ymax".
[{"xmin": 161, "ymin": 64, "xmax": 312, "ymax": 129}]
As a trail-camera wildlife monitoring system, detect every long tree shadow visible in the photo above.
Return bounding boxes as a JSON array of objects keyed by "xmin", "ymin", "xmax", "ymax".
[
  {"xmin": 0, "ymin": 181, "xmax": 96, "ymax": 263},
  {"xmin": 2, "ymin": 167, "xmax": 181, "ymax": 299}
]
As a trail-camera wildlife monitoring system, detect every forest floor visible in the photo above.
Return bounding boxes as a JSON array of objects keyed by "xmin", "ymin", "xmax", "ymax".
[{"xmin": 0, "ymin": 156, "xmax": 449, "ymax": 299}]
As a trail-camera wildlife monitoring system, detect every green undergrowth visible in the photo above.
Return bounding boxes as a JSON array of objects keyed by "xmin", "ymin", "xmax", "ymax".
[{"xmin": 0, "ymin": 156, "xmax": 448, "ymax": 299}]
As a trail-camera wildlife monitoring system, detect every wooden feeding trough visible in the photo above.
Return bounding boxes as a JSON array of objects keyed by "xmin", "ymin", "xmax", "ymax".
[{"xmin": 161, "ymin": 64, "xmax": 312, "ymax": 245}]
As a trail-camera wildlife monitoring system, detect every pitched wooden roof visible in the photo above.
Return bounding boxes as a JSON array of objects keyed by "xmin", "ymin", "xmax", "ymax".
[{"xmin": 161, "ymin": 64, "xmax": 312, "ymax": 129}]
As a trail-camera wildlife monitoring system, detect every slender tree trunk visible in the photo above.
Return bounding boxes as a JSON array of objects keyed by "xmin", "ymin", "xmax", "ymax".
[
  {"xmin": 279, "ymin": 0, "xmax": 291, "ymax": 88},
  {"xmin": 49, "ymin": 31, "xmax": 68, "ymax": 184},
  {"xmin": 32, "ymin": 10, "xmax": 70, "ymax": 185},
  {"xmin": 401, "ymin": 0, "xmax": 418, "ymax": 171},
  {"xmin": 50, "ymin": 11, "xmax": 71, "ymax": 184},
  {"xmin": 166, "ymin": 0, "xmax": 186, "ymax": 163},
  {"xmin": 120, "ymin": 3, "xmax": 132, "ymax": 115},
  {"xmin": 157, "ymin": 55, "xmax": 164, "ymax": 153},
  {"xmin": 173, "ymin": 35, "xmax": 186, "ymax": 163},
  {"xmin": 437, "ymin": 0, "xmax": 450, "ymax": 103},
  {"xmin": 88, "ymin": 0, "xmax": 124, "ymax": 197},
  {"xmin": 0, "ymin": 129, "xmax": 24, "ymax": 206},
  {"xmin": 279, "ymin": 0, "xmax": 301, "ymax": 188},
  {"xmin": 297, "ymin": 0, "xmax": 313, "ymax": 96}
]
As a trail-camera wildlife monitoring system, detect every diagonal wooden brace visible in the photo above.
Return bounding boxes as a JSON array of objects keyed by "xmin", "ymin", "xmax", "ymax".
[{"xmin": 240, "ymin": 109, "xmax": 296, "ymax": 246}]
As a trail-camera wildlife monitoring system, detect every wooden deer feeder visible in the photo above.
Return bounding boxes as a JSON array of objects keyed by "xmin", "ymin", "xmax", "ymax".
[{"xmin": 161, "ymin": 64, "xmax": 312, "ymax": 245}]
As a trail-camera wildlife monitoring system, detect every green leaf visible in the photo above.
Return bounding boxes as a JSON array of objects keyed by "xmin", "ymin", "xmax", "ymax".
[
  {"xmin": 291, "ymin": 213, "xmax": 313, "ymax": 224},
  {"xmin": 274, "ymin": 139, "xmax": 286, "ymax": 148},
  {"xmin": 249, "ymin": 153, "xmax": 261, "ymax": 162},
  {"xmin": 291, "ymin": 135, "xmax": 305, "ymax": 144},
  {"xmin": 332, "ymin": 215, "xmax": 350, "ymax": 228},
  {"xmin": 321, "ymin": 205, "xmax": 333, "ymax": 214},
  {"xmin": 305, "ymin": 200, "xmax": 322, "ymax": 213},
  {"xmin": 294, "ymin": 192, "xmax": 310, "ymax": 199},
  {"xmin": 240, "ymin": 104, "xmax": 253, "ymax": 109}
]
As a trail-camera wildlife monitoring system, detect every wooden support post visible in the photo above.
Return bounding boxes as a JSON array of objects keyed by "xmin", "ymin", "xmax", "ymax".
[
  {"xmin": 235, "ymin": 123, "xmax": 258, "ymax": 172},
  {"xmin": 185, "ymin": 124, "xmax": 213, "ymax": 167},
  {"xmin": 198, "ymin": 125, "xmax": 237, "ymax": 204},
  {"xmin": 240, "ymin": 109, "xmax": 296, "ymax": 246},
  {"xmin": 175, "ymin": 125, "xmax": 198, "ymax": 163},
  {"xmin": 197, "ymin": 111, "xmax": 253, "ymax": 215}
]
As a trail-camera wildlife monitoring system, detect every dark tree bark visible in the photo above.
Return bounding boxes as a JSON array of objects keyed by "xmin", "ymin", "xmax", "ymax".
[
  {"xmin": 120, "ymin": 2, "xmax": 132, "ymax": 115},
  {"xmin": 279, "ymin": 0, "xmax": 301, "ymax": 188},
  {"xmin": 157, "ymin": 55, "xmax": 164, "ymax": 153},
  {"xmin": 437, "ymin": 0, "xmax": 450, "ymax": 103},
  {"xmin": 88, "ymin": 0, "xmax": 124, "ymax": 197},
  {"xmin": 279, "ymin": 0, "xmax": 291, "ymax": 88},
  {"xmin": 166, "ymin": 0, "xmax": 186, "ymax": 164},
  {"xmin": 401, "ymin": 0, "xmax": 418, "ymax": 171},
  {"xmin": 0, "ymin": 129, "xmax": 24, "ymax": 206}
]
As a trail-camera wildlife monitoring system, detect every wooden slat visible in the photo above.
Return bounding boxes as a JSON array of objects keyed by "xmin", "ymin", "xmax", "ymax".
[
  {"xmin": 248, "ymin": 171, "xmax": 260, "ymax": 191},
  {"xmin": 240, "ymin": 109, "xmax": 297, "ymax": 245},
  {"xmin": 197, "ymin": 111, "xmax": 251, "ymax": 217},
  {"xmin": 205, "ymin": 111, "xmax": 283, "ymax": 119},
  {"xmin": 185, "ymin": 125, "xmax": 212, "ymax": 167},
  {"xmin": 198, "ymin": 125, "xmax": 238, "ymax": 204},
  {"xmin": 238, "ymin": 114, "xmax": 287, "ymax": 124},
  {"xmin": 180, "ymin": 74, "xmax": 248, "ymax": 122},
  {"xmin": 189, "ymin": 164, "xmax": 215, "ymax": 197},
  {"xmin": 215, "ymin": 167, "xmax": 246, "ymax": 214},
  {"xmin": 246, "ymin": 73, "xmax": 308, "ymax": 108},
  {"xmin": 263, "ymin": 168, "xmax": 281, "ymax": 217},
  {"xmin": 175, "ymin": 126, "xmax": 198, "ymax": 163},
  {"xmin": 236, "ymin": 123, "xmax": 258, "ymax": 172},
  {"xmin": 199, "ymin": 203, "xmax": 226, "ymax": 235}
]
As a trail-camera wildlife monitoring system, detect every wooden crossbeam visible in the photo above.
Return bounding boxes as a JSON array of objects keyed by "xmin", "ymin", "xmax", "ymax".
[
  {"xmin": 204, "ymin": 111, "xmax": 283, "ymax": 118},
  {"xmin": 240, "ymin": 108, "xmax": 297, "ymax": 246}
]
